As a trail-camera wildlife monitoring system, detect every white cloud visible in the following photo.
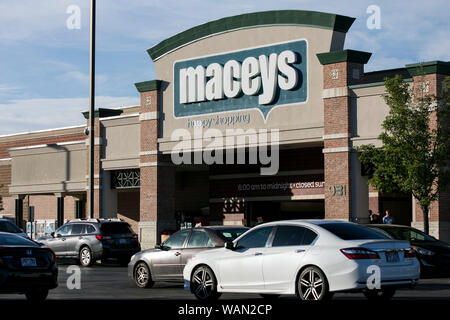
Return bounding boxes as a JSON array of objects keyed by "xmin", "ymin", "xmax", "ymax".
[{"xmin": 0, "ymin": 96, "xmax": 140, "ymax": 135}]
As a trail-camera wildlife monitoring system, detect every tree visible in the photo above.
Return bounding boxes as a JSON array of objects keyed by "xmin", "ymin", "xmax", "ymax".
[{"xmin": 358, "ymin": 75, "xmax": 450, "ymax": 234}]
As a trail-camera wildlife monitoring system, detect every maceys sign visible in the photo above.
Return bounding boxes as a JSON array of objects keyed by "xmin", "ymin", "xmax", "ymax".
[{"xmin": 173, "ymin": 39, "xmax": 307, "ymax": 120}]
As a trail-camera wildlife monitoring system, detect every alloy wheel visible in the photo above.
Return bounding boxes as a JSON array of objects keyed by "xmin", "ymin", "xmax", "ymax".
[
  {"xmin": 80, "ymin": 248, "xmax": 91, "ymax": 266},
  {"xmin": 191, "ymin": 267, "xmax": 217, "ymax": 300},
  {"xmin": 298, "ymin": 267, "xmax": 326, "ymax": 300},
  {"xmin": 136, "ymin": 265, "xmax": 149, "ymax": 286}
]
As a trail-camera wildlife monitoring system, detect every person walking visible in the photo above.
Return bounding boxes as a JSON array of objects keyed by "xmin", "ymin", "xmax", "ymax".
[{"xmin": 382, "ymin": 209, "xmax": 395, "ymax": 224}]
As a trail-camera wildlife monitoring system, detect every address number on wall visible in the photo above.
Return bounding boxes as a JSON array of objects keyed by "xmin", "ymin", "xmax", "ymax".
[{"xmin": 328, "ymin": 185, "xmax": 347, "ymax": 197}]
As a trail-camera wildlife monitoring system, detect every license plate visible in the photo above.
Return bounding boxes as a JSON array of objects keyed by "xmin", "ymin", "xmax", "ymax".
[
  {"xmin": 385, "ymin": 251, "xmax": 400, "ymax": 263},
  {"xmin": 119, "ymin": 239, "xmax": 129, "ymax": 244},
  {"xmin": 21, "ymin": 257, "xmax": 37, "ymax": 267}
]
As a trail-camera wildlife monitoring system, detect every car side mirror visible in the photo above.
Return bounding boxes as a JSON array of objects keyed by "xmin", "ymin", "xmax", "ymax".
[
  {"xmin": 225, "ymin": 241, "xmax": 235, "ymax": 250},
  {"xmin": 154, "ymin": 243, "xmax": 161, "ymax": 249},
  {"xmin": 56, "ymin": 233, "xmax": 62, "ymax": 238},
  {"xmin": 51, "ymin": 232, "xmax": 55, "ymax": 238}
]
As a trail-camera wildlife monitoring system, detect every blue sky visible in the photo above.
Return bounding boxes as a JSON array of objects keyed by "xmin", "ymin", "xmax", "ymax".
[{"xmin": 0, "ymin": 0, "xmax": 449, "ymax": 135}]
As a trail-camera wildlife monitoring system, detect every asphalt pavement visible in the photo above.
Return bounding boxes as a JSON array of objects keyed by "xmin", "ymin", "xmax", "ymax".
[{"xmin": 1, "ymin": 259, "xmax": 449, "ymax": 301}]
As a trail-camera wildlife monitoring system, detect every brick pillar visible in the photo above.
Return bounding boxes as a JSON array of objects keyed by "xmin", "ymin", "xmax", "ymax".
[
  {"xmin": 14, "ymin": 195, "xmax": 24, "ymax": 228},
  {"xmin": 406, "ymin": 62, "xmax": 450, "ymax": 240},
  {"xmin": 56, "ymin": 193, "xmax": 64, "ymax": 227},
  {"xmin": 317, "ymin": 50, "xmax": 371, "ymax": 222},
  {"xmin": 83, "ymin": 108, "xmax": 122, "ymax": 219},
  {"xmin": 136, "ymin": 80, "xmax": 176, "ymax": 249}
]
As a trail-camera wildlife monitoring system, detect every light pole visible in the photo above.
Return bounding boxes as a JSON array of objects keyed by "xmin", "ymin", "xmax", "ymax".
[{"xmin": 88, "ymin": 0, "xmax": 96, "ymax": 219}]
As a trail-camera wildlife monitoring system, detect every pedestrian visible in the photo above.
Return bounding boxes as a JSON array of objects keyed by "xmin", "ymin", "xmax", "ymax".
[{"xmin": 382, "ymin": 209, "xmax": 395, "ymax": 224}]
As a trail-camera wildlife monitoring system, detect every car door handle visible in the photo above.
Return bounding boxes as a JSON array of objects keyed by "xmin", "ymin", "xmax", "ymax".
[
  {"xmin": 61, "ymin": 238, "xmax": 66, "ymax": 241},
  {"xmin": 254, "ymin": 252, "xmax": 263, "ymax": 256},
  {"xmin": 295, "ymin": 249, "xmax": 305, "ymax": 253},
  {"xmin": 174, "ymin": 252, "xmax": 181, "ymax": 256}
]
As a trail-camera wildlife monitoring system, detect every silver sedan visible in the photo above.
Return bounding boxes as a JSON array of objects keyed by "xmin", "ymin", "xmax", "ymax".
[{"xmin": 128, "ymin": 226, "xmax": 248, "ymax": 288}]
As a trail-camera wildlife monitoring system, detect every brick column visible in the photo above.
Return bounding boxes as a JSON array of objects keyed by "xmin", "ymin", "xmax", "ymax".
[
  {"xmin": 406, "ymin": 61, "xmax": 450, "ymax": 240},
  {"xmin": 136, "ymin": 80, "xmax": 176, "ymax": 249},
  {"xmin": 83, "ymin": 108, "xmax": 122, "ymax": 219},
  {"xmin": 317, "ymin": 50, "xmax": 371, "ymax": 222}
]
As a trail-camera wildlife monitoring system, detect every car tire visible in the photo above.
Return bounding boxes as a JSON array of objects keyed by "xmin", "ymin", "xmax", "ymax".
[
  {"xmin": 25, "ymin": 289, "xmax": 49, "ymax": 302},
  {"xmin": 363, "ymin": 288, "xmax": 396, "ymax": 301},
  {"xmin": 134, "ymin": 262, "xmax": 154, "ymax": 288},
  {"xmin": 79, "ymin": 246, "xmax": 94, "ymax": 267},
  {"xmin": 296, "ymin": 266, "xmax": 332, "ymax": 301},
  {"xmin": 191, "ymin": 265, "xmax": 221, "ymax": 301}
]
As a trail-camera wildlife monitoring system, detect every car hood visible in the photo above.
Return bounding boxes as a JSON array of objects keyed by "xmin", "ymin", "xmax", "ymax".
[{"xmin": 412, "ymin": 240, "xmax": 450, "ymax": 254}]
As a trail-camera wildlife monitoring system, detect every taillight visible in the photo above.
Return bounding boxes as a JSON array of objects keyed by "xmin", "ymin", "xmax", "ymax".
[
  {"xmin": 341, "ymin": 247, "xmax": 379, "ymax": 259},
  {"xmin": 96, "ymin": 235, "xmax": 111, "ymax": 241},
  {"xmin": 404, "ymin": 248, "xmax": 416, "ymax": 258}
]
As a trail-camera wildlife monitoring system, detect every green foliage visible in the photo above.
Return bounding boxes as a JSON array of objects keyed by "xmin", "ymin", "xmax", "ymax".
[{"xmin": 357, "ymin": 75, "xmax": 450, "ymax": 211}]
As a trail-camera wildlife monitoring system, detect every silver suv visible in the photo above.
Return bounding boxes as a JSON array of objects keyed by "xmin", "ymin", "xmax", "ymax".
[{"xmin": 38, "ymin": 219, "xmax": 141, "ymax": 266}]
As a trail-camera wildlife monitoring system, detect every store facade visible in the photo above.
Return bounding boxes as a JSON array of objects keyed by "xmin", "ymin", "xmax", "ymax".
[{"xmin": 0, "ymin": 10, "xmax": 449, "ymax": 248}]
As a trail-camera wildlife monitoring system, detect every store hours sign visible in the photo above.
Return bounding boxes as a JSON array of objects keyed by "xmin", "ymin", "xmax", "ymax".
[{"xmin": 173, "ymin": 39, "xmax": 307, "ymax": 120}]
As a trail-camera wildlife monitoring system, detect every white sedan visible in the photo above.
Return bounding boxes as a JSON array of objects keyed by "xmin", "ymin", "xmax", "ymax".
[{"xmin": 183, "ymin": 220, "xmax": 420, "ymax": 301}]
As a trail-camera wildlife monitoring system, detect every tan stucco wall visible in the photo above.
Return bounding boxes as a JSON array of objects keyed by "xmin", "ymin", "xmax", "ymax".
[
  {"xmin": 154, "ymin": 26, "xmax": 347, "ymax": 152},
  {"xmin": 9, "ymin": 142, "xmax": 86, "ymax": 194},
  {"xmin": 101, "ymin": 115, "xmax": 140, "ymax": 170}
]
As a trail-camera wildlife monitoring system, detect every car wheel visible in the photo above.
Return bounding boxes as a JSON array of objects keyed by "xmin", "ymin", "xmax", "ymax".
[
  {"xmin": 191, "ymin": 266, "xmax": 221, "ymax": 301},
  {"xmin": 134, "ymin": 262, "xmax": 154, "ymax": 288},
  {"xmin": 363, "ymin": 288, "xmax": 396, "ymax": 301},
  {"xmin": 25, "ymin": 289, "xmax": 49, "ymax": 302},
  {"xmin": 297, "ymin": 266, "xmax": 331, "ymax": 301},
  {"xmin": 260, "ymin": 294, "xmax": 280, "ymax": 299},
  {"xmin": 79, "ymin": 246, "xmax": 94, "ymax": 267}
]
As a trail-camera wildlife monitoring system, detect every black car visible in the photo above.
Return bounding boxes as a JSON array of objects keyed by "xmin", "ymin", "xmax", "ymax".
[
  {"xmin": 0, "ymin": 232, "xmax": 58, "ymax": 301},
  {"xmin": 367, "ymin": 224, "xmax": 450, "ymax": 276},
  {"xmin": 38, "ymin": 219, "xmax": 141, "ymax": 266}
]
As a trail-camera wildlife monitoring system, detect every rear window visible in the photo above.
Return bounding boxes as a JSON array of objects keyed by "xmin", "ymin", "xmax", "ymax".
[
  {"xmin": 0, "ymin": 221, "xmax": 22, "ymax": 233},
  {"xmin": 321, "ymin": 223, "xmax": 389, "ymax": 240},
  {"xmin": 100, "ymin": 223, "xmax": 133, "ymax": 235},
  {"xmin": 0, "ymin": 233, "xmax": 39, "ymax": 246},
  {"xmin": 216, "ymin": 228, "xmax": 248, "ymax": 241}
]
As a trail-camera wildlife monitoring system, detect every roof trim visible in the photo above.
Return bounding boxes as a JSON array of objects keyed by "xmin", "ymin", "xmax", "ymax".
[
  {"xmin": 147, "ymin": 10, "xmax": 355, "ymax": 61},
  {"xmin": 316, "ymin": 49, "xmax": 372, "ymax": 65},
  {"xmin": 406, "ymin": 61, "xmax": 450, "ymax": 77}
]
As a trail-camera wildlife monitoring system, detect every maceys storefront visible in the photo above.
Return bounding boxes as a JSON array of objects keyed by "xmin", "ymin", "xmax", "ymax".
[{"xmin": 0, "ymin": 10, "xmax": 449, "ymax": 248}]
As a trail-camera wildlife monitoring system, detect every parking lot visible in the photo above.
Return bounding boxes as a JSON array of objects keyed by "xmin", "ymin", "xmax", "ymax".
[{"xmin": 1, "ymin": 261, "xmax": 449, "ymax": 301}]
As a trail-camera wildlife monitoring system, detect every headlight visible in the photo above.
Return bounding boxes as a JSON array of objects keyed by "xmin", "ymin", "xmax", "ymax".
[
  {"xmin": 130, "ymin": 254, "xmax": 136, "ymax": 261},
  {"xmin": 412, "ymin": 246, "xmax": 435, "ymax": 256}
]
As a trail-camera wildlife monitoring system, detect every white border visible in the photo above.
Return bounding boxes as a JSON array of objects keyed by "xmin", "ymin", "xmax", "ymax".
[{"xmin": 171, "ymin": 37, "xmax": 309, "ymax": 124}]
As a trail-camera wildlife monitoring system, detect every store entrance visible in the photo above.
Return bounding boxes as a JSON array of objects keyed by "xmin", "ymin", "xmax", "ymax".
[{"xmin": 246, "ymin": 199, "xmax": 324, "ymax": 226}]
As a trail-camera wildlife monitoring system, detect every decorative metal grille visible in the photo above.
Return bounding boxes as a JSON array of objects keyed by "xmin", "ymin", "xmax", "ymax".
[{"xmin": 111, "ymin": 169, "xmax": 140, "ymax": 189}]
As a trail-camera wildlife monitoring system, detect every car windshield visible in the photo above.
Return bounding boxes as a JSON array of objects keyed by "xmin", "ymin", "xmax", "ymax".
[
  {"xmin": 216, "ymin": 228, "xmax": 248, "ymax": 241},
  {"xmin": 321, "ymin": 223, "xmax": 389, "ymax": 240},
  {"xmin": 100, "ymin": 223, "xmax": 133, "ymax": 235},
  {"xmin": 0, "ymin": 233, "xmax": 38, "ymax": 246},
  {"xmin": 381, "ymin": 227, "xmax": 436, "ymax": 242},
  {"xmin": 0, "ymin": 221, "xmax": 22, "ymax": 233}
]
